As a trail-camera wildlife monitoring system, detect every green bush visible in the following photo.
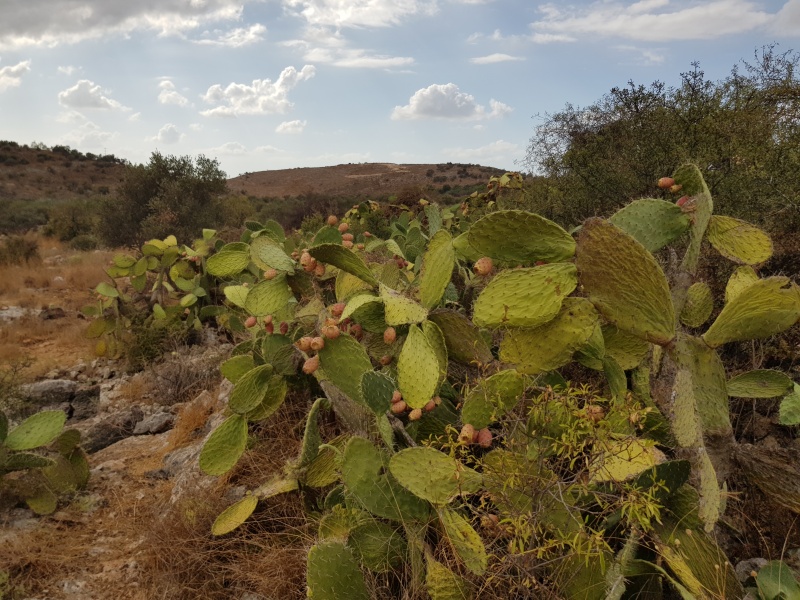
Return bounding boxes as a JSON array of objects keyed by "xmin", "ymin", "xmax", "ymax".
[
  {"xmin": 0, "ymin": 235, "xmax": 39, "ymax": 265},
  {"xmin": 68, "ymin": 234, "xmax": 99, "ymax": 251}
]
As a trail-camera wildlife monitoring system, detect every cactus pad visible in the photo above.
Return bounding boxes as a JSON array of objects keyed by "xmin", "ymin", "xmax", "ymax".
[
  {"xmin": 306, "ymin": 540, "xmax": 369, "ymax": 600},
  {"xmin": 426, "ymin": 555, "xmax": 473, "ymax": 600},
  {"xmin": 360, "ymin": 371, "xmax": 396, "ymax": 415},
  {"xmin": 428, "ymin": 310, "xmax": 493, "ymax": 365},
  {"xmin": 578, "ymin": 325, "xmax": 650, "ymax": 371},
  {"xmin": 706, "ymin": 215, "xmax": 773, "ymax": 265},
  {"xmin": 680, "ymin": 282, "xmax": 713, "ymax": 328},
  {"xmin": 684, "ymin": 336, "xmax": 731, "ymax": 437},
  {"xmin": 312, "ymin": 225, "xmax": 344, "ymax": 246},
  {"xmin": 418, "ymin": 229, "xmax": 455, "ymax": 309},
  {"xmin": 726, "ymin": 369, "xmax": 793, "ymax": 398},
  {"xmin": 779, "ymin": 384, "xmax": 800, "ymax": 425},
  {"xmin": 499, "ymin": 297, "xmax": 598, "ymax": 375},
  {"xmin": 246, "ymin": 375, "xmax": 288, "ymax": 421},
  {"xmin": 473, "ymin": 263, "xmax": 578, "ymax": 328},
  {"xmin": 349, "ymin": 520, "xmax": 407, "ymax": 572},
  {"xmin": 206, "ymin": 250, "xmax": 250, "ymax": 277},
  {"xmin": 589, "ymin": 438, "xmax": 659, "ymax": 483},
  {"xmin": 220, "ymin": 354, "xmax": 255, "ymax": 384},
  {"xmin": 243, "ymin": 276, "xmax": 294, "ymax": 317},
  {"xmin": 398, "ymin": 324, "xmax": 440, "ymax": 409},
  {"xmin": 467, "ymin": 210, "xmax": 576, "ymax": 265},
  {"xmin": 725, "ymin": 265, "xmax": 759, "ymax": 304},
  {"xmin": 576, "ymin": 218, "xmax": 675, "ymax": 346},
  {"xmin": 438, "ymin": 508, "xmax": 487, "ymax": 576},
  {"xmin": 2, "ymin": 452, "xmax": 55, "ymax": 472},
  {"xmin": 4, "ymin": 410, "xmax": 66, "ymax": 451},
  {"xmin": 228, "ymin": 364, "xmax": 274, "ymax": 414},
  {"xmin": 389, "ymin": 447, "xmax": 482, "ymax": 505},
  {"xmin": 317, "ymin": 334, "xmax": 373, "ymax": 405},
  {"xmin": 422, "ymin": 320, "xmax": 448, "ymax": 379},
  {"xmin": 309, "ymin": 243, "xmax": 378, "ymax": 286},
  {"xmin": 250, "ymin": 236, "xmax": 295, "ymax": 273},
  {"xmin": 305, "ymin": 435, "xmax": 349, "ymax": 488},
  {"xmin": 199, "ymin": 414, "xmax": 248, "ymax": 476},
  {"xmin": 335, "ymin": 269, "xmax": 373, "ymax": 302},
  {"xmin": 460, "ymin": 369, "xmax": 525, "ymax": 429},
  {"xmin": 608, "ymin": 199, "xmax": 690, "ymax": 253},
  {"xmin": 673, "ymin": 163, "xmax": 714, "ymax": 273},
  {"xmin": 381, "ymin": 284, "xmax": 428, "ymax": 326},
  {"xmin": 211, "ymin": 495, "xmax": 258, "ymax": 536},
  {"xmin": 703, "ymin": 276, "xmax": 800, "ymax": 348}
]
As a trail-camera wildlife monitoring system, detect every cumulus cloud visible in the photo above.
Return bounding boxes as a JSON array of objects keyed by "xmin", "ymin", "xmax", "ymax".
[
  {"xmin": 283, "ymin": 0, "xmax": 436, "ymax": 28},
  {"xmin": 194, "ymin": 23, "xmax": 266, "ymax": 47},
  {"xmin": 530, "ymin": 0, "xmax": 775, "ymax": 42},
  {"xmin": 443, "ymin": 139, "xmax": 519, "ymax": 164},
  {"xmin": 211, "ymin": 141, "xmax": 248, "ymax": 155},
  {"xmin": 58, "ymin": 79, "xmax": 128, "ymax": 110},
  {"xmin": 774, "ymin": 0, "xmax": 800, "ymax": 35},
  {"xmin": 276, "ymin": 119, "xmax": 307, "ymax": 134},
  {"xmin": 284, "ymin": 26, "xmax": 413, "ymax": 69},
  {"xmin": 0, "ymin": 59, "xmax": 31, "ymax": 92},
  {"xmin": 158, "ymin": 80, "xmax": 189, "ymax": 106},
  {"xmin": 200, "ymin": 65, "xmax": 316, "ymax": 117},
  {"xmin": 0, "ymin": 0, "xmax": 249, "ymax": 49},
  {"xmin": 57, "ymin": 65, "xmax": 78, "ymax": 75},
  {"xmin": 153, "ymin": 123, "xmax": 182, "ymax": 144},
  {"xmin": 60, "ymin": 120, "xmax": 116, "ymax": 148},
  {"xmin": 391, "ymin": 83, "xmax": 511, "ymax": 121},
  {"xmin": 470, "ymin": 53, "xmax": 524, "ymax": 65}
]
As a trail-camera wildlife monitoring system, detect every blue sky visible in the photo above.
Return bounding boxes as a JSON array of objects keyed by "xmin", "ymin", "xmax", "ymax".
[{"xmin": 0, "ymin": 0, "xmax": 798, "ymax": 177}]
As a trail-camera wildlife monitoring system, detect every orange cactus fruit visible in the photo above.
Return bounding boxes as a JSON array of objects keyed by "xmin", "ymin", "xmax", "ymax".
[
  {"xmin": 408, "ymin": 408, "xmax": 423, "ymax": 421},
  {"xmin": 302, "ymin": 355, "xmax": 320, "ymax": 374},
  {"xmin": 477, "ymin": 428, "xmax": 493, "ymax": 448},
  {"xmin": 473, "ymin": 257, "xmax": 493, "ymax": 277},
  {"xmin": 459, "ymin": 424, "xmax": 476, "ymax": 445},
  {"xmin": 383, "ymin": 327, "xmax": 397, "ymax": 345},
  {"xmin": 390, "ymin": 400, "xmax": 407, "ymax": 414},
  {"xmin": 657, "ymin": 177, "xmax": 675, "ymax": 189},
  {"xmin": 244, "ymin": 316, "xmax": 257, "ymax": 328},
  {"xmin": 327, "ymin": 215, "xmax": 338, "ymax": 226}
]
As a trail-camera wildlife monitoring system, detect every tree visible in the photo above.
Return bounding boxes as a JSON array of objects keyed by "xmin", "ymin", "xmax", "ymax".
[
  {"xmin": 97, "ymin": 152, "xmax": 227, "ymax": 247},
  {"xmin": 523, "ymin": 45, "xmax": 800, "ymax": 231}
]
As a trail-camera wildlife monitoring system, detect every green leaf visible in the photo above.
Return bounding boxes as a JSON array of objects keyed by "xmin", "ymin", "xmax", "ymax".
[
  {"xmin": 95, "ymin": 281, "xmax": 118, "ymax": 298},
  {"xmin": 228, "ymin": 364, "xmax": 274, "ymax": 414},
  {"xmin": 756, "ymin": 560, "xmax": 800, "ymax": 600},
  {"xmin": 223, "ymin": 284, "xmax": 250, "ymax": 308},
  {"xmin": 199, "ymin": 414, "xmax": 248, "ymax": 476},
  {"xmin": 725, "ymin": 265, "xmax": 759, "ymax": 304},
  {"xmin": 5, "ymin": 410, "xmax": 66, "ymax": 450}
]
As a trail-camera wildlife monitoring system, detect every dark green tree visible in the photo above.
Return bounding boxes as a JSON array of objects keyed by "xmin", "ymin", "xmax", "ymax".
[{"xmin": 97, "ymin": 152, "xmax": 227, "ymax": 247}]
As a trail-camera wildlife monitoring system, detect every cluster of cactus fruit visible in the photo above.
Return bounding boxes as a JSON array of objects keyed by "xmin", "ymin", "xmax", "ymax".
[
  {"xmin": 0, "ymin": 409, "xmax": 89, "ymax": 514},
  {"xmin": 89, "ymin": 165, "xmax": 800, "ymax": 598}
]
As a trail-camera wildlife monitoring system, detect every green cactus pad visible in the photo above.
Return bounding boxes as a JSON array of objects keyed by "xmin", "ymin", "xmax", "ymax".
[
  {"xmin": 199, "ymin": 414, "xmax": 248, "ymax": 476},
  {"xmin": 318, "ymin": 505, "xmax": 370, "ymax": 540},
  {"xmin": 336, "ymin": 269, "xmax": 373, "ymax": 302},
  {"xmin": 577, "ymin": 324, "xmax": 650, "ymax": 371},
  {"xmin": 671, "ymin": 364, "xmax": 703, "ymax": 449},
  {"xmin": 312, "ymin": 225, "xmax": 344, "ymax": 246},
  {"xmin": 349, "ymin": 520, "xmax": 407, "ymax": 572},
  {"xmin": 308, "ymin": 243, "xmax": 378, "ymax": 286},
  {"xmin": 360, "ymin": 371, "xmax": 396, "ymax": 415},
  {"xmin": 680, "ymin": 282, "xmax": 714, "ymax": 328},
  {"xmin": 243, "ymin": 276, "xmax": 294, "ymax": 317},
  {"xmin": 499, "ymin": 297, "xmax": 598, "ymax": 375},
  {"xmin": 706, "ymin": 215, "xmax": 773, "ymax": 265},
  {"xmin": 4, "ymin": 410, "xmax": 66, "ymax": 451},
  {"xmin": 389, "ymin": 447, "xmax": 482, "ymax": 505},
  {"xmin": 206, "ymin": 250, "xmax": 250, "ymax": 277},
  {"xmin": 779, "ymin": 384, "xmax": 800, "ymax": 425},
  {"xmin": 380, "ymin": 284, "xmax": 428, "ymax": 326},
  {"xmin": 674, "ymin": 164, "xmax": 713, "ymax": 274},
  {"xmin": 246, "ymin": 375, "xmax": 288, "ymax": 421},
  {"xmin": 3, "ymin": 452, "xmax": 56, "ymax": 472},
  {"xmin": 222, "ymin": 284, "xmax": 249, "ymax": 308},
  {"xmin": 696, "ymin": 450, "xmax": 722, "ymax": 530},
  {"xmin": 68, "ymin": 448, "xmax": 90, "ymax": 488},
  {"xmin": 341, "ymin": 295, "xmax": 386, "ymax": 333},
  {"xmin": 467, "ymin": 210, "xmax": 576, "ymax": 265},
  {"xmin": 422, "ymin": 320, "xmax": 448, "ymax": 379},
  {"xmin": 42, "ymin": 454, "xmax": 80, "ymax": 493},
  {"xmin": 461, "ymin": 369, "xmax": 526, "ymax": 429},
  {"xmin": 228, "ymin": 364, "xmax": 274, "ymax": 414},
  {"xmin": 306, "ymin": 540, "xmax": 369, "ymax": 600},
  {"xmin": 428, "ymin": 310, "xmax": 493, "ymax": 365},
  {"xmin": 249, "ymin": 235, "xmax": 295, "ymax": 273},
  {"xmin": 589, "ymin": 438, "xmax": 659, "ymax": 483},
  {"xmin": 426, "ymin": 555, "xmax": 473, "ymax": 600},
  {"xmin": 473, "ymin": 263, "xmax": 578, "ymax": 328},
  {"xmin": 608, "ymin": 199, "xmax": 691, "ymax": 253},
  {"xmin": 25, "ymin": 485, "xmax": 58, "ymax": 515},
  {"xmin": 305, "ymin": 435, "xmax": 349, "ymax": 488},
  {"xmin": 452, "ymin": 231, "xmax": 483, "ymax": 262},
  {"xmin": 299, "ymin": 397, "xmax": 330, "ymax": 467},
  {"xmin": 703, "ymin": 276, "xmax": 800, "ymax": 348},
  {"xmin": 576, "ymin": 218, "xmax": 675, "ymax": 346},
  {"xmin": 438, "ymin": 508, "xmax": 487, "ymax": 576},
  {"xmin": 603, "ymin": 356, "xmax": 628, "ymax": 401},
  {"xmin": 340, "ymin": 293, "xmax": 381, "ymax": 323},
  {"xmin": 418, "ymin": 229, "xmax": 455, "ymax": 309},
  {"xmin": 317, "ymin": 334, "xmax": 373, "ymax": 405},
  {"xmin": 398, "ymin": 324, "xmax": 440, "ymax": 409},
  {"xmin": 341, "ymin": 437, "xmax": 429, "ymax": 521},
  {"xmin": 725, "ymin": 265, "xmax": 759, "ymax": 305},
  {"xmin": 726, "ymin": 369, "xmax": 793, "ymax": 398},
  {"xmin": 211, "ymin": 495, "xmax": 258, "ymax": 536}
]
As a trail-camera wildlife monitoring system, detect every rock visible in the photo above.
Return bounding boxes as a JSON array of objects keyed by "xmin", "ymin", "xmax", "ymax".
[
  {"xmin": 70, "ymin": 385, "xmax": 100, "ymax": 421},
  {"xmin": 82, "ymin": 406, "xmax": 144, "ymax": 453},
  {"xmin": 19, "ymin": 379, "xmax": 77, "ymax": 404},
  {"xmin": 132, "ymin": 412, "xmax": 174, "ymax": 435},
  {"xmin": 735, "ymin": 557, "xmax": 768, "ymax": 583},
  {"xmin": 39, "ymin": 307, "xmax": 67, "ymax": 320}
]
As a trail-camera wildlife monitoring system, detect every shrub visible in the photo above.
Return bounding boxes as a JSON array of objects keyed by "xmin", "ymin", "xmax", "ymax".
[
  {"xmin": 68, "ymin": 234, "xmax": 99, "ymax": 251},
  {"xmin": 0, "ymin": 235, "xmax": 39, "ymax": 266}
]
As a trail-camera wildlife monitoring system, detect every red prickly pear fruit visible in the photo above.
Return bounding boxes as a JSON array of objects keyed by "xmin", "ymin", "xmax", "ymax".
[
  {"xmin": 390, "ymin": 400, "xmax": 407, "ymax": 414},
  {"xmin": 331, "ymin": 303, "xmax": 346, "ymax": 317},
  {"xmin": 473, "ymin": 257, "xmax": 493, "ymax": 276},
  {"xmin": 314, "ymin": 263, "xmax": 325, "ymax": 277},
  {"xmin": 535, "ymin": 260, "xmax": 547, "ymax": 266},
  {"xmin": 342, "ymin": 240, "xmax": 354, "ymax": 249},
  {"xmin": 676, "ymin": 196, "xmax": 689, "ymax": 207},
  {"xmin": 291, "ymin": 251, "xmax": 299, "ymax": 259},
  {"xmin": 363, "ymin": 231, "xmax": 372, "ymax": 238},
  {"xmin": 310, "ymin": 337, "xmax": 325, "ymax": 351},
  {"xmin": 356, "ymin": 243, "xmax": 365, "ymax": 250},
  {"xmin": 669, "ymin": 184, "xmax": 683, "ymax": 194},
  {"xmin": 459, "ymin": 424, "xmax": 476, "ymax": 445},
  {"xmin": 322, "ymin": 324, "xmax": 340, "ymax": 339},
  {"xmin": 327, "ymin": 215, "xmax": 338, "ymax": 226},
  {"xmin": 279, "ymin": 321, "xmax": 289, "ymax": 335},
  {"xmin": 342, "ymin": 233, "xmax": 354, "ymax": 242},
  {"xmin": 657, "ymin": 177, "xmax": 675, "ymax": 189},
  {"xmin": 477, "ymin": 428, "xmax": 493, "ymax": 448},
  {"xmin": 300, "ymin": 251, "xmax": 313, "ymax": 267},
  {"xmin": 244, "ymin": 316, "xmax": 257, "ymax": 328},
  {"xmin": 350, "ymin": 324, "xmax": 363, "ymax": 339},
  {"xmin": 264, "ymin": 268, "xmax": 278, "ymax": 280},
  {"xmin": 296, "ymin": 336, "xmax": 313, "ymax": 352},
  {"xmin": 423, "ymin": 398, "xmax": 436, "ymax": 412},
  {"xmin": 264, "ymin": 321, "xmax": 274, "ymax": 334},
  {"xmin": 302, "ymin": 355, "xmax": 320, "ymax": 374},
  {"xmin": 383, "ymin": 327, "xmax": 397, "ymax": 345},
  {"xmin": 379, "ymin": 355, "xmax": 392, "ymax": 365},
  {"xmin": 391, "ymin": 390, "xmax": 403, "ymax": 404},
  {"xmin": 408, "ymin": 408, "xmax": 423, "ymax": 421},
  {"xmin": 338, "ymin": 222, "xmax": 349, "ymax": 233},
  {"xmin": 472, "ymin": 429, "xmax": 480, "ymax": 443}
]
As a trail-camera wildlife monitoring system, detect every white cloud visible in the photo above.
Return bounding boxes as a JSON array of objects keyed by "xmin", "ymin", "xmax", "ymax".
[
  {"xmin": 129, "ymin": 112, "xmax": 141, "ymax": 122},
  {"xmin": 211, "ymin": 141, "xmax": 248, "ymax": 155},
  {"xmin": 529, "ymin": 32, "xmax": 575, "ymax": 43},
  {"xmin": 774, "ymin": 0, "xmax": 800, "ymax": 35},
  {"xmin": 200, "ymin": 65, "xmax": 316, "ymax": 117},
  {"xmin": 153, "ymin": 123, "xmax": 182, "ymax": 144},
  {"xmin": 158, "ymin": 80, "xmax": 189, "ymax": 106},
  {"xmin": 616, "ymin": 45, "xmax": 666, "ymax": 65},
  {"xmin": 0, "ymin": 59, "xmax": 31, "ymax": 92},
  {"xmin": 443, "ymin": 139, "xmax": 519, "ymax": 164},
  {"xmin": 284, "ymin": 26, "xmax": 413, "ymax": 69},
  {"xmin": 276, "ymin": 119, "xmax": 307, "ymax": 134},
  {"xmin": 60, "ymin": 120, "xmax": 116, "ymax": 148},
  {"xmin": 57, "ymin": 65, "xmax": 78, "ymax": 75},
  {"xmin": 194, "ymin": 23, "xmax": 266, "ymax": 47},
  {"xmin": 189, "ymin": 123, "xmax": 203, "ymax": 131},
  {"xmin": 470, "ymin": 53, "xmax": 524, "ymax": 65},
  {"xmin": 0, "ymin": 0, "xmax": 249, "ymax": 49},
  {"xmin": 391, "ymin": 83, "xmax": 512, "ymax": 121},
  {"xmin": 283, "ymin": 0, "xmax": 436, "ymax": 28},
  {"xmin": 255, "ymin": 144, "xmax": 286, "ymax": 154},
  {"xmin": 58, "ymin": 79, "xmax": 128, "ymax": 110},
  {"xmin": 530, "ymin": 0, "xmax": 775, "ymax": 42}
]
